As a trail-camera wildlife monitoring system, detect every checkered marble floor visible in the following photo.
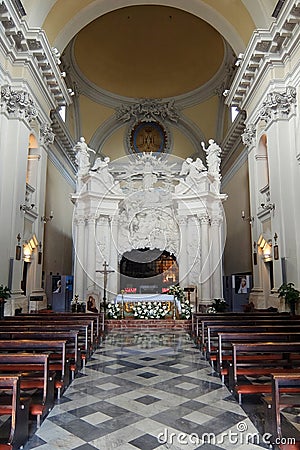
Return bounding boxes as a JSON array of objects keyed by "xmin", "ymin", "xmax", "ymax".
[{"xmin": 23, "ymin": 331, "xmax": 270, "ymax": 450}]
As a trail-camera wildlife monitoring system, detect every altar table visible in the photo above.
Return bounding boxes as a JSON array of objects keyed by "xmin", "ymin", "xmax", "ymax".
[{"xmin": 114, "ymin": 293, "xmax": 181, "ymax": 314}]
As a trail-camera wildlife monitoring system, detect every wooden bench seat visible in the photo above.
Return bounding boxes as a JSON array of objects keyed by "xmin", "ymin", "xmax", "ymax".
[
  {"xmin": 229, "ymin": 342, "xmax": 300, "ymax": 404},
  {"xmin": 0, "ymin": 321, "xmax": 93, "ymax": 361},
  {"xmin": 213, "ymin": 331, "xmax": 300, "ymax": 378},
  {"xmin": 262, "ymin": 373, "xmax": 300, "ymax": 441},
  {"xmin": 0, "ymin": 353, "xmax": 52, "ymax": 428},
  {"xmin": 0, "ymin": 340, "xmax": 68, "ymax": 399},
  {"xmin": 198, "ymin": 318, "xmax": 300, "ymax": 353},
  {"xmin": 0, "ymin": 331, "xmax": 81, "ymax": 378},
  {"xmin": 0, "ymin": 375, "xmax": 30, "ymax": 450}
]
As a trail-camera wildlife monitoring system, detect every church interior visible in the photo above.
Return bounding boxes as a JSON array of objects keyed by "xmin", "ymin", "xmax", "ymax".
[{"xmin": 1, "ymin": 0, "xmax": 300, "ymax": 449}]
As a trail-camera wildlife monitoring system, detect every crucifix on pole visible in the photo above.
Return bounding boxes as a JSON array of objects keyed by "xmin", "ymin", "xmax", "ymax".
[{"xmin": 96, "ymin": 261, "xmax": 114, "ymax": 315}]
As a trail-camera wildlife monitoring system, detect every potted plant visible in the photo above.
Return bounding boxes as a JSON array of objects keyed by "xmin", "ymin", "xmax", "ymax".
[
  {"xmin": 0, "ymin": 284, "xmax": 11, "ymax": 319},
  {"xmin": 278, "ymin": 282, "xmax": 300, "ymax": 315}
]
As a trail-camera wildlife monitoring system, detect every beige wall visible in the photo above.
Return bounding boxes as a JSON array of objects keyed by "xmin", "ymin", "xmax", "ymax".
[
  {"xmin": 222, "ymin": 160, "xmax": 252, "ymax": 276},
  {"xmin": 43, "ymin": 160, "xmax": 74, "ymax": 281}
]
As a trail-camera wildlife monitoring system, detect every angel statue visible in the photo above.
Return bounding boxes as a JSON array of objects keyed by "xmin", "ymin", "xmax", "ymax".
[
  {"xmin": 179, "ymin": 157, "xmax": 207, "ymax": 185},
  {"xmin": 91, "ymin": 156, "xmax": 114, "ymax": 186}
]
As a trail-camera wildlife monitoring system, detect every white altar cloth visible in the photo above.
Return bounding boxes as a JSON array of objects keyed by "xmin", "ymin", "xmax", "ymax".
[
  {"xmin": 114, "ymin": 293, "xmax": 181, "ymax": 313},
  {"xmin": 114, "ymin": 294, "xmax": 174, "ymax": 303}
]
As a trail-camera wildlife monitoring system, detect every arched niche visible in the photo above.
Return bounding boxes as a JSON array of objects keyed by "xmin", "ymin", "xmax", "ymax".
[{"xmin": 119, "ymin": 249, "xmax": 178, "ymax": 294}]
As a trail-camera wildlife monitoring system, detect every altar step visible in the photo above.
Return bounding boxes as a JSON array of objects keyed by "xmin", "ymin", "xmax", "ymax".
[{"xmin": 105, "ymin": 319, "xmax": 191, "ymax": 331}]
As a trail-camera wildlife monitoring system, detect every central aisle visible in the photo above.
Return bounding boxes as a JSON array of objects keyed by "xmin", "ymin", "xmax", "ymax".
[{"xmin": 25, "ymin": 331, "xmax": 267, "ymax": 450}]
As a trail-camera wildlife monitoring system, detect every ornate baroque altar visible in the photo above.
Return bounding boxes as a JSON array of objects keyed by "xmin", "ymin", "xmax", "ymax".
[{"xmin": 71, "ymin": 142, "xmax": 227, "ymax": 310}]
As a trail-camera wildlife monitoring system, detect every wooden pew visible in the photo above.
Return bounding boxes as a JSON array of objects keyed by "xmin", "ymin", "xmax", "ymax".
[
  {"xmin": 198, "ymin": 317, "xmax": 300, "ymax": 354},
  {"xmin": 229, "ymin": 342, "xmax": 300, "ymax": 404},
  {"xmin": 214, "ymin": 332, "xmax": 300, "ymax": 382},
  {"xmin": 17, "ymin": 312, "xmax": 105, "ymax": 348},
  {"xmin": 206, "ymin": 324, "xmax": 300, "ymax": 358},
  {"xmin": 192, "ymin": 312, "xmax": 291, "ymax": 339},
  {"xmin": 0, "ymin": 331, "xmax": 81, "ymax": 378},
  {"xmin": 0, "ymin": 375, "xmax": 30, "ymax": 450},
  {"xmin": 262, "ymin": 373, "xmax": 300, "ymax": 442},
  {"xmin": 0, "ymin": 322, "xmax": 91, "ymax": 363},
  {"xmin": 0, "ymin": 353, "xmax": 52, "ymax": 428},
  {"xmin": 0, "ymin": 340, "xmax": 68, "ymax": 399}
]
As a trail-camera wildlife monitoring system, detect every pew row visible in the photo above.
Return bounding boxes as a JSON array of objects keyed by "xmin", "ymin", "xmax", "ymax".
[
  {"xmin": 229, "ymin": 342, "xmax": 300, "ymax": 404},
  {"xmin": 0, "ymin": 353, "xmax": 52, "ymax": 428},
  {"xmin": 0, "ymin": 375, "xmax": 30, "ymax": 450},
  {"xmin": 0, "ymin": 340, "xmax": 68, "ymax": 399}
]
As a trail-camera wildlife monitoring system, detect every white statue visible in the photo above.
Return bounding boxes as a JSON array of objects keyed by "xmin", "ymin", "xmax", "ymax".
[
  {"xmin": 201, "ymin": 139, "xmax": 221, "ymax": 176},
  {"xmin": 179, "ymin": 157, "xmax": 207, "ymax": 184},
  {"xmin": 91, "ymin": 156, "xmax": 114, "ymax": 186},
  {"xmin": 142, "ymin": 160, "xmax": 158, "ymax": 190},
  {"xmin": 75, "ymin": 137, "xmax": 95, "ymax": 177}
]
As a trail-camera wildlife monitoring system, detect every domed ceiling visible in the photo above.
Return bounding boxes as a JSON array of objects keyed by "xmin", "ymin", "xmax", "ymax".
[{"xmin": 72, "ymin": 5, "xmax": 225, "ymax": 99}]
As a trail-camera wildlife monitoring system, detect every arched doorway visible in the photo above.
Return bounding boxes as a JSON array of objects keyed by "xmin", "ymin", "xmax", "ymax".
[{"xmin": 120, "ymin": 249, "xmax": 178, "ymax": 294}]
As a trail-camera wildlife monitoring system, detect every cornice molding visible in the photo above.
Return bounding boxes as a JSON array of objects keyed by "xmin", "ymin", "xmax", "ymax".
[
  {"xmin": 226, "ymin": 1, "xmax": 300, "ymax": 110},
  {"xmin": 0, "ymin": 0, "xmax": 71, "ymax": 109}
]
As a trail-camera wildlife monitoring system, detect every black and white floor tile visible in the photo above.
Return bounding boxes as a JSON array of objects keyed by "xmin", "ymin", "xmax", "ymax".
[{"xmin": 22, "ymin": 331, "xmax": 290, "ymax": 450}]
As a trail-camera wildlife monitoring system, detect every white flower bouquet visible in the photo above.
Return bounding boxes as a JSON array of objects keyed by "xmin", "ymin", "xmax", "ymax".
[
  {"xmin": 106, "ymin": 302, "xmax": 121, "ymax": 319},
  {"xmin": 132, "ymin": 301, "xmax": 169, "ymax": 319}
]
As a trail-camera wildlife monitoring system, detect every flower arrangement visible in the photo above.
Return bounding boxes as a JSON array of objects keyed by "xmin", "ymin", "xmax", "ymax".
[
  {"xmin": 180, "ymin": 298, "xmax": 192, "ymax": 319},
  {"xmin": 168, "ymin": 285, "xmax": 192, "ymax": 319},
  {"xmin": 132, "ymin": 301, "xmax": 169, "ymax": 319},
  {"xmin": 206, "ymin": 298, "xmax": 228, "ymax": 314},
  {"xmin": 71, "ymin": 294, "xmax": 86, "ymax": 313},
  {"xmin": 106, "ymin": 302, "xmax": 121, "ymax": 319},
  {"xmin": 168, "ymin": 285, "xmax": 186, "ymax": 300}
]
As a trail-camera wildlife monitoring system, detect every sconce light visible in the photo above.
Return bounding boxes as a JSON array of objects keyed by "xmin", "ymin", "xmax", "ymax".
[
  {"xmin": 274, "ymin": 232, "xmax": 279, "ymax": 260},
  {"xmin": 41, "ymin": 211, "xmax": 54, "ymax": 223},
  {"xmin": 241, "ymin": 210, "xmax": 254, "ymax": 224},
  {"xmin": 23, "ymin": 242, "xmax": 32, "ymax": 262},
  {"xmin": 261, "ymin": 202, "xmax": 275, "ymax": 212},
  {"xmin": 38, "ymin": 241, "xmax": 42, "ymax": 265},
  {"xmin": 20, "ymin": 203, "xmax": 35, "ymax": 212},
  {"xmin": 253, "ymin": 241, "xmax": 257, "ymax": 266},
  {"xmin": 15, "ymin": 233, "xmax": 21, "ymax": 260}
]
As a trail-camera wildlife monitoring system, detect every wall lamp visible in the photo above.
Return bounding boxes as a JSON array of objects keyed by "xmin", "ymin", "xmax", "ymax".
[
  {"xmin": 274, "ymin": 232, "xmax": 279, "ymax": 260},
  {"xmin": 241, "ymin": 210, "xmax": 254, "ymax": 224},
  {"xmin": 20, "ymin": 203, "xmax": 34, "ymax": 212},
  {"xmin": 253, "ymin": 241, "xmax": 257, "ymax": 265},
  {"xmin": 16, "ymin": 233, "xmax": 22, "ymax": 260},
  {"xmin": 261, "ymin": 202, "xmax": 275, "ymax": 212},
  {"xmin": 41, "ymin": 211, "xmax": 54, "ymax": 223}
]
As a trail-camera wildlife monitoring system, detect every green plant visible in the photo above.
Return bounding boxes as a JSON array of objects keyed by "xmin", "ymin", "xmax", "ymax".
[
  {"xmin": 212, "ymin": 298, "xmax": 228, "ymax": 312},
  {"xmin": 0, "ymin": 284, "xmax": 11, "ymax": 300},
  {"xmin": 278, "ymin": 282, "xmax": 300, "ymax": 314}
]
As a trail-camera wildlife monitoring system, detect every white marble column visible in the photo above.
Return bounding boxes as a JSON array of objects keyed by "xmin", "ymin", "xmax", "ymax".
[
  {"xmin": 177, "ymin": 217, "xmax": 188, "ymax": 286},
  {"xmin": 198, "ymin": 214, "xmax": 211, "ymax": 304},
  {"xmin": 74, "ymin": 216, "xmax": 85, "ymax": 301},
  {"xmin": 210, "ymin": 216, "xmax": 223, "ymax": 299},
  {"xmin": 108, "ymin": 217, "xmax": 119, "ymax": 300},
  {"xmin": 95, "ymin": 216, "xmax": 110, "ymax": 301},
  {"xmin": 86, "ymin": 215, "xmax": 97, "ymax": 294}
]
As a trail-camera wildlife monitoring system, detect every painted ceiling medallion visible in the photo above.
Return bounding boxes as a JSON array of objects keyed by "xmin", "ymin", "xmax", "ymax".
[{"xmin": 129, "ymin": 121, "xmax": 169, "ymax": 156}]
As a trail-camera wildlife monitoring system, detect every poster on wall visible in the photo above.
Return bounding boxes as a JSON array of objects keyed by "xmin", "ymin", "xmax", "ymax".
[{"xmin": 232, "ymin": 275, "xmax": 250, "ymax": 294}]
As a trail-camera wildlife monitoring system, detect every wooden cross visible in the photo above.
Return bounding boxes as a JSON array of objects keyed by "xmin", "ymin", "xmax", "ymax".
[{"xmin": 96, "ymin": 261, "xmax": 115, "ymax": 314}]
